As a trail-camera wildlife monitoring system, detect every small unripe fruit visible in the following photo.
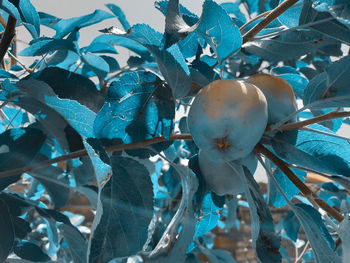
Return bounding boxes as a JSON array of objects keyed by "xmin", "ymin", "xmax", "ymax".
[
  {"xmin": 188, "ymin": 80, "xmax": 268, "ymax": 162},
  {"xmin": 246, "ymin": 74, "xmax": 298, "ymax": 124}
]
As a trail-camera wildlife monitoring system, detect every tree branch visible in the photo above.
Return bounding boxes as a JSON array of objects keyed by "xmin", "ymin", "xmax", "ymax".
[
  {"xmin": 254, "ymin": 143, "xmax": 344, "ymax": 222},
  {"xmin": 0, "ymin": 134, "xmax": 193, "ymax": 178},
  {"xmin": 242, "ymin": 0, "xmax": 299, "ymax": 44},
  {"xmin": 272, "ymin": 110, "xmax": 350, "ymax": 131},
  {"xmin": 0, "ymin": 15, "xmax": 17, "ymax": 64}
]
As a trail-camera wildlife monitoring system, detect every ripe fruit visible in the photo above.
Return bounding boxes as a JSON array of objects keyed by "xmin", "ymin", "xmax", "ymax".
[
  {"xmin": 188, "ymin": 80, "xmax": 268, "ymax": 162},
  {"xmin": 198, "ymin": 150, "xmax": 258, "ymax": 196},
  {"xmin": 246, "ymin": 74, "xmax": 298, "ymax": 124}
]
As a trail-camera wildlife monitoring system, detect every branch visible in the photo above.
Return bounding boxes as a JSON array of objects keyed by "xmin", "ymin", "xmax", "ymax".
[
  {"xmin": 239, "ymin": 11, "xmax": 271, "ymax": 32},
  {"xmin": 273, "ymin": 110, "xmax": 350, "ymax": 131},
  {"xmin": 0, "ymin": 15, "xmax": 17, "ymax": 64},
  {"xmin": 242, "ymin": 0, "xmax": 299, "ymax": 44},
  {"xmin": 254, "ymin": 143, "xmax": 344, "ymax": 222},
  {"xmin": 0, "ymin": 134, "xmax": 193, "ymax": 178}
]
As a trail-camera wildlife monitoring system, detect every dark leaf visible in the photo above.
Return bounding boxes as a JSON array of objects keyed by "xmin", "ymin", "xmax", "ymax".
[
  {"xmin": 14, "ymin": 241, "xmax": 50, "ymax": 262},
  {"xmin": 89, "ymin": 156, "xmax": 153, "ymax": 262},
  {"xmin": 13, "ymin": 217, "xmax": 31, "ymax": 239},
  {"xmin": 58, "ymin": 224, "xmax": 87, "ymax": 263},
  {"xmin": 81, "ymin": 52, "xmax": 110, "ymax": 79},
  {"xmin": 0, "ymin": 198, "xmax": 15, "ymax": 262},
  {"xmin": 0, "ymin": 127, "xmax": 46, "ymax": 190},
  {"xmin": 239, "ymin": 167, "xmax": 281, "ymax": 263}
]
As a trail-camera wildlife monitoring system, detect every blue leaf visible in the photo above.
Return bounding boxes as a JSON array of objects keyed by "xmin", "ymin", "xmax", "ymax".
[
  {"xmin": 18, "ymin": 37, "xmax": 78, "ymax": 56},
  {"xmin": 240, "ymin": 167, "xmax": 282, "ymax": 263},
  {"xmin": 0, "ymin": 127, "xmax": 46, "ymax": 190},
  {"xmin": 88, "ymin": 156, "xmax": 154, "ymax": 262},
  {"xmin": 194, "ymin": 193, "xmax": 222, "ymax": 237},
  {"xmin": 221, "ymin": 2, "xmax": 247, "ymax": 24},
  {"xmin": 280, "ymin": 211, "xmax": 300, "ymax": 242},
  {"xmin": 0, "ymin": 198, "xmax": 15, "ymax": 262},
  {"xmin": 312, "ymin": 0, "xmax": 350, "ymax": 26},
  {"xmin": 81, "ymin": 52, "xmax": 110, "ymax": 79},
  {"xmin": 14, "ymin": 241, "xmax": 51, "ymax": 262},
  {"xmin": 272, "ymin": 124, "xmax": 350, "ymax": 176},
  {"xmin": 18, "ymin": 0, "xmax": 40, "ymax": 38},
  {"xmin": 0, "ymin": 0, "xmax": 21, "ymax": 21},
  {"xmin": 54, "ymin": 9, "xmax": 114, "ymax": 39},
  {"xmin": 100, "ymin": 55, "xmax": 120, "ymax": 72},
  {"xmin": 81, "ymin": 42, "xmax": 118, "ymax": 54},
  {"xmin": 291, "ymin": 203, "xmax": 340, "ymax": 263},
  {"xmin": 105, "ymin": 3, "xmax": 131, "ymax": 31},
  {"xmin": 338, "ymin": 216, "xmax": 350, "ymax": 262},
  {"xmin": 195, "ymin": 0, "xmax": 242, "ymax": 63},
  {"xmin": 94, "ymin": 70, "xmax": 174, "ymax": 156},
  {"xmin": 0, "ymin": 69, "xmax": 18, "ymax": 79},
  {"xmin": 91, "ymin": 34, "xmax": 152, "ymax": 61},
  {"xmin": 39, "ymin": 11, "xmax": 60, "ymax": 29},
  {"xmin": 303, "ymin": 56, "xmax": 350, "ymax": 108},
  {"xmin": 268, "ymin": 167, "xmax": 306, "ymax": 208}
]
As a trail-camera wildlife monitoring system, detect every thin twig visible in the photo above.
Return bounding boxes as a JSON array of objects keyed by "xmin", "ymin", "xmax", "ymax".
[
  {"xmin": 254, "ymin": 143, "xmax": 344, "ymax": 222},
  {"xmin": 242, "ymin": 0, "xmax": 298, "ymax": 44},
  {"xmin": 6, "ymin": 50, "xmax": 32, "ymax": 72},
  {"xmin": 273, "ymin": 110, "xmax": 350, "ymax": 131},
  {"xmin": 239, "ymin": 11, "xmax": 271, "ymax": 32},
  {"xmin": 0, "ymin": 16, "xmax": 17, "ymax": 64},
  {"xmin": 0, "ymin": 134, "xmax": 193, "ymax": 178},
  {"xmin": 295, "ymin": 241, "xmax": 310, "ymax": 263}
]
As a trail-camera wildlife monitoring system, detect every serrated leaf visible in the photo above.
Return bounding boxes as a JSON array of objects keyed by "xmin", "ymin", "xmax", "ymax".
[
  {"xmin": 14, "ymin": 241, "xmax": 50, "ymax": 262},
  {"xmin": 277, "ymin": 0, "xmax": 303, "ymax": 28},
  {"xmin": 54, "ymin": 9, "xmax": 114, "ymax": 38},
  {"xmin": 88, "ymin": 156, "xmax": 153, "ymax": 262},
  {"xmin": 105, "ymin": 3, "xmax": 130, "ymax": 31},
  {"xmin": 194, "ymin": 0, "xmax": 242, "ymax": 63},
  {"xmin": 272, "ymin": 124, "xmax": 350, "ymax": 176},
  {"xmin": 18, "ymin": 80, "xmax": 96, "ymax": 139},
  {"xmin": 94, "ymin": 70, "xmax": 174, "ymax": 157},
  {"xmin": 27, "ymin": 67, "xmax": 104, "ymax": 113},
  {"xmin": 0, "ymin": 127, "xmax": 46, "ymax": 190},
  {"xmin": 19, "ymin": 37, "xmax": 78, "ymax": 56},
  {"xmin": 238, "ymin": 167, "xmax": 281, "ymax": 263}
]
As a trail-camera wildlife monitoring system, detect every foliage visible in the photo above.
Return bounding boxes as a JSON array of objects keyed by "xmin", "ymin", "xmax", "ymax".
[{"xmin": 0, "ymin": 0, "xmax": 349, "ymax": 262}]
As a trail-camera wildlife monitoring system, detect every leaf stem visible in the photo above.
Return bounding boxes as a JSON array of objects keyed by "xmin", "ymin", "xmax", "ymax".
[
  {"xmin": 0, "ymin": 16, "xmax": 17, "ymax": 64},
  {"xmin": 254, "ymin": 143, "xmax": 344, "ymax": 222},
  {"xmin": 0, "ymin": 134, "xmax": 193, "ymax": 178},
  {"xmin": 242, "ymin": 0, "xmax": 299, "ymax": 44}
]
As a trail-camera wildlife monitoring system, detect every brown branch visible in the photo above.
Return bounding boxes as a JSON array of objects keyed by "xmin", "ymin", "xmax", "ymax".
[
  {"xmin": 273, "ymin": 110, "xmax": 350, "ymax": 131},
  {"xmin": 255, "ymin": 143, "xmax": 344, "ymax": 222},
  {"xmin": 0, "ymin": 134, "xmax": 193, "ymax": 179},
  {"xmin": 242, "ymin": 0, "xmax": 299, "ymax": 44},
  {"xmin": 0, "ymin": 15, "xmax": 17, "ymax": 65},
  {"xmin": 239, "ymin": 10, "xmax": 271, "ymax": 32}
]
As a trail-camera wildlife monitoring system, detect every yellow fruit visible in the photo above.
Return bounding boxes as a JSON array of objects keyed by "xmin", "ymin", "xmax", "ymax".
[
  {"xmin": 246, "ymin": 74, "xmax": 298, "ymax": 124},
  {"xmin": 188, "ymin": 79, "xmax": 268, "ymax": 162}
]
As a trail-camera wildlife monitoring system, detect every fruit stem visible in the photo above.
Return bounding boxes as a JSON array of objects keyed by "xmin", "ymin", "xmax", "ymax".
[
  {"xmin": 0, "ymin": 134, "xmax": 193, "ymax": 178},
  {"xmin": 255, "ymin": 143, "xmax": 344, "ymax": 222}
]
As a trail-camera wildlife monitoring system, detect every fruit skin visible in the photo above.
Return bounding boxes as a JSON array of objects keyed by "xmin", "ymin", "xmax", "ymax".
[
  {"xmin": 188, "ymin": 79, "xmax": 268, "ymax": 162},
  {"xmin": 246, "ymin": 74, "xmax": 298, "ymax": 124},
  {"xmin": 198, "ymin": 150, "xmax": 258, "ymax": 196}
]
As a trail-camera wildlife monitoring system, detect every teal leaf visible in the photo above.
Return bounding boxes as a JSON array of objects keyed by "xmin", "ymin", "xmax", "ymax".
[
  {"xmin": 105, "ymin": 3, "xmax": 131, "ymax": 31},
  {"xmin": 14, "ymin": 241, "xmax": 51, "ymax": 262},
  {"xmin": 19, "ymin": 37, "xmax": 78, "ymax": 56}
]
